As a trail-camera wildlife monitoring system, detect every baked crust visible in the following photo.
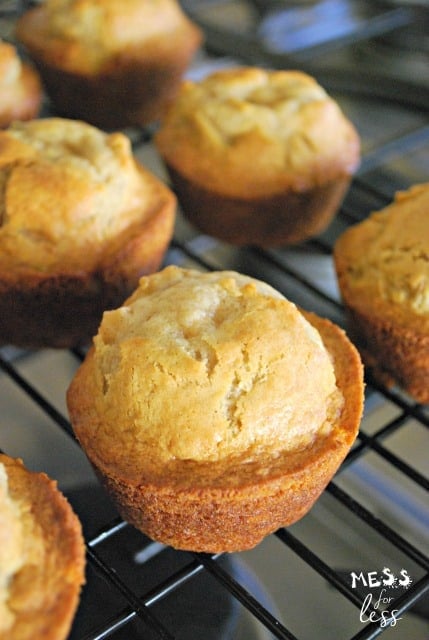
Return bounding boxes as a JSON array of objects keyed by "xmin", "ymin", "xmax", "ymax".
[
  {"xmin": 337, "ymin": 304, "xmax": 429, "ymax": 403},
  {"xmin": 0, "ymin": 118, "xmax": 176, "ymax": 348},
  {"xmin": 166, "ymin": 162, "xmax": 351, "ymax": 246},
  {"xmin": 67, "ymin": 267, "xmax": 364, "ymax": 552},
  {"xmin": 0, "ymin": 40, "xmax": 42, "ymax": 128},
  {"xmin": 155, "ymin": 67, "xmax": 360, "ymax": 246},
  {"xmin": 334, "ymin": 183, "xmax": 429, "ymax": 403},
  {"xmin": 0, "ymin": 454, "xmax": 85, "ymax": 640},
  {"xmin": 16, "ymin": 0, "xmax": 203, "ymax": 128},
  {"xmin": 156, "ymin": 68, "xmax": 360, "ymax": 198},
  {"xmin": 0, "ymin": 210, "xmax": 173, "ymax": 347}
]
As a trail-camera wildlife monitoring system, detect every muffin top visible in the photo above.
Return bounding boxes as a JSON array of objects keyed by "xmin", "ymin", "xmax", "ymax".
[
  {"xmin": 334, "ymin": 183, "xmax": 429, "ymax": 326},
  {"xmin": 16, "ymin": 0, "xmax": 201, "ymax": 74},
  {"xmin": 155, "ymin": 67, "xmax": 360, "ymax": 198},
  {"xmin": 69, "ymin": 266, "xmax": 345, "ymax": 479},
  {"xmin": 0, "ymin": 118, "xmax": 173, "ymax": 277}
]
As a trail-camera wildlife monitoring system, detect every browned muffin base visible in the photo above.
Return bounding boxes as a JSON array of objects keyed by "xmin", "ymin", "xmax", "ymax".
[
  {"xmin": 70, "ymin": 311, "xmax": 363, "ymax": 553},
  {"xmin": 93, "ymin": 457, "xmax": 330, "ymax": 553},
  {"xmin": 167, "ymin": 164, "xmax": 351, "ymax": 247},
  {"xmin": 0, "ymin": 454, "xmax": 85, "ymax": 640},
  {"xmin": 0, "ymin": 270, "xmax": 138, "ymax": 349},
  {"xmin": 343, "ymin": 305, "xmax": 429, "ymax": 404},
  {"xmin": 29, "ymin": 47, "xmax": 200, "ymax": 130},
  {"xmin": 0, "ymin": 194, "xmax": 175, "ymax": 349}
]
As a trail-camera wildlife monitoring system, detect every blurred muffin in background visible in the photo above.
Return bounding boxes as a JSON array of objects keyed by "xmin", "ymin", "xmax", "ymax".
[
  {"xmin": 16, "ymin": 0, "xmax": 203, "ymax": 129},
  {"xmin": 0, "ymin": 39, "xmax": 42, "ymax": 128},
  {"xmin": 155, "ymin": 66, "xmax": 360, "ymax": 247},
  {"xmin": 334, "ymin": 182, "xmax": 429, "ymax": 403},
  {"xmin": 0, "ymin": 117, "xmax": 176, "ymax": 348}
]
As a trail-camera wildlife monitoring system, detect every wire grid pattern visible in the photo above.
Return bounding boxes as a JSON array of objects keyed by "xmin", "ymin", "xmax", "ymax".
[{"xmin": 1, "ymin": 1, "xmax": 429, "ymax": 638}]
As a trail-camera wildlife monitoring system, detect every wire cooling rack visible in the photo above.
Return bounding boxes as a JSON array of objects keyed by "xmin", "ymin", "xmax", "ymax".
[{"xmin": 1, "ymin": 1, "xmax": 429, "ymax": 638}]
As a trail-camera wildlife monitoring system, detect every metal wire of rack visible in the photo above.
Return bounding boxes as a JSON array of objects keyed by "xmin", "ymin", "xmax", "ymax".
[{"xmin": 1, "ymin": 1, "xmax": 429, "ymax": 639}]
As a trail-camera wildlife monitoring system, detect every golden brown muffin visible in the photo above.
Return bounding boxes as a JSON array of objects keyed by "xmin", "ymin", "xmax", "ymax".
[
  {"xmin": 155, "ymin": 66, "xmax": 360, "ymax": 247},
  {"xmin": 0, "ymin": 117, "xmax": 176, "ymax": 349},
  {"xmin": 0, "ymin": 39, "xmax": 42, "ymax": 128},
  {"xmin": 16, "ymin": 0, "xmax": 203, "ymax": 129},
  {"xmin": 67, "ymin": 266, "xmax": 364, "ymax": 553},
  {"xmin": 334, "ymin": 183, "xmax": 429, "ymax": 404},
  {"xmin": 0, "ymin": 454, "xmax": 85, "ymax": 640}
]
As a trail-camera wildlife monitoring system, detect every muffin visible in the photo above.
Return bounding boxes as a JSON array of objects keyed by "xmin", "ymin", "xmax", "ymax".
[
  {"xmin": 0, "ymin": 454, "xmax": 85, "ymax": 640},
  {"xmin": 15, "ymin": 0, "xmax": 203, "ymax": 129},
  {"xmin": 0, "ymin": 39, "xmax": 42, "ymax": 128},
  {"xmin": 0, "ymin": 117, "xmax": 176, "ymax": 349},
  {"xmin": 67, "ymin": 266, "xmax": 364, "ymax": 553},
  {"xmin": 334, "ymin": 183, "xmax": 429, "ymax": 404},
  {"xmin": 155, "ymin": 66, "xmax": 360, "ymax": 247}
]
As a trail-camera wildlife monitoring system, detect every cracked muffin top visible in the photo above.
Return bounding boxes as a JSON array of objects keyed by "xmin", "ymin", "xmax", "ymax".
[
  {"xmin": 16, "ymin": 0, "xmax": 201, "ymax": 75},
  {"xmin": 334, "ymin": 182, "xmax": 429, "ymax": 328},
  {"xmin": 155, "ymin": 66, "xmax": 360, "ymax": 198},
  {"xmin": 0, "ymin": 118, "xmax": 174, "ymax": 276},
  {"xmin": 68, "ymin": 266, "xmax": 345, "ymax": 479}
]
